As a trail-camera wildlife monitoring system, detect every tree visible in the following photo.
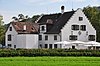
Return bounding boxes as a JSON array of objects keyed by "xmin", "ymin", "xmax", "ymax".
[
  {"xmin": 83, "ymin": 6, "xmax": 100, "ymax": 42},
  {"xmin": 12, "ymin": 14, "xmax": 30, "ymax": 22},
  {"xmin": 32, "ymin": 15, "xmax": 40, "ymax": 23},
  {"xmin": 0, "ymin": 15, "xmax": 5, "ymax": 45}
]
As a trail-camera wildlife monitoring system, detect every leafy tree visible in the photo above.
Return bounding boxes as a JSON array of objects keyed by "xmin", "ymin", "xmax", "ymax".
[
  {"xmin": 83, "ymin": 6, "xmax": 100, "ymax": 42},
  {"xmin": 0, "ymin": 15, "xmax": 5, "ymax": 45},
  {"xmin": 32, "ymin": 15, "xmax": 40, "ymax": 23},
  {"xmin": 12, "ymin": 14, "xmax": 30, "ymax": 22}
]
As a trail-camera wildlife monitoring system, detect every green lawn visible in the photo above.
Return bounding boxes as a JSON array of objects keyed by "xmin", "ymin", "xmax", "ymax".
[{"xmin": 0, "ymin": 57, "xmax": 100, "ymax": 66}]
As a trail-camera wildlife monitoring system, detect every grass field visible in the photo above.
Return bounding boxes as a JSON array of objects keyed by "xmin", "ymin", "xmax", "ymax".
[{"xmin": 0, "ymin": 57, "xmax": 100, "ymax": 66}]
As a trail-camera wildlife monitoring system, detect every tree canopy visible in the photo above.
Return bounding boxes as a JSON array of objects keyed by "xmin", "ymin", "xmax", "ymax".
[
  {"xmin": 0, "ymin": 15, "xmax": 5, "ymax": 45},
  {"xmin": 83, "ymin": 6, "xmax": 100, "ymax": 42}
]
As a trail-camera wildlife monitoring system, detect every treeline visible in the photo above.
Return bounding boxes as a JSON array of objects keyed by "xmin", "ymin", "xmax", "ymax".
[
  {"xmin": 0, "ymin": 49, "xmax": 100, "ymax": 57},
  {"xmin": 83, "ymin": 6, "xmax": 100, "ymax": 42}
]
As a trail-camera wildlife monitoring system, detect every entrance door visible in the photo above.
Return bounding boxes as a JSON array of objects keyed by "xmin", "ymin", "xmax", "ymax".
[{"xmin": 72, "ymin": 46, "xmax": 75, "ymax": 49}]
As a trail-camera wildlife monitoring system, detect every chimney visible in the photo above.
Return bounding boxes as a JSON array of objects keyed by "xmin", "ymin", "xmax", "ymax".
[
  {"xmin": 61, "ymin": 6, "xmax": 64, "ymax": 14},
  {"xmin": 23, "ymin": 25, "xmax": 26, "ymax": 30}
]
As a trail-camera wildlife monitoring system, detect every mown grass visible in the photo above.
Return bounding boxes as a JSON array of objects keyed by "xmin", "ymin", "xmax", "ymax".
[{"xmin": 0, "ymin": 57, "xmax": 100, "ymax": 66}]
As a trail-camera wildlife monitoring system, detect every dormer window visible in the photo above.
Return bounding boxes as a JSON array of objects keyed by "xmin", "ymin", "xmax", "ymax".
[
  {"xmin": 40, "ymin": 25, "xmax": 46, "ymax": 32},
  {"xmin": 46, "ymin": 19, "xmax": 53, "ymax": 24},
  {"xmin": 41, "ymin": 26, "xmax": 45, "ymax": 31}
]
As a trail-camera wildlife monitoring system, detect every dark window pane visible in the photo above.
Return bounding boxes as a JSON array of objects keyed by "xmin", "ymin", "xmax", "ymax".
[
  {"xmin": 14, "ymin": 45, "xmax": 16, "ymax": 48},
  {"xmin": 80, "ymin": 25, "xmax": 86, "ymax": 31},
  {"xmin": 72, "ymin": 25, "xmax": 79, "ymax": 30},
  {"xmin": 79, "ymin": 17, "xmax": 83, "ymax": 21},
  {"xmin": 45, "ymin": 35, "xmax": 48, "ymax": 40},
  {"xmin": 45, "ymin": 44, "xmax": 48, "ymax": 48},
  {"xmin": 39, "ymin": 35, "xmax": 42, "ymax": 40},
  {"xmin": 41, "ymin": 26, "xmax": 45, "ymax": 31},
  {"xmin": 49, "ymin": 44, "xmax": 52, "ymax": 49},
  {"xmin": 72, "ymin": 46, "xmax": 75, "ymax": 49},
  {"xmin": 8, "ymin": 44, "xmax": 11, "ymax": 47},
  {"xmin": 8, "ymin": 35, "xmax": 11, "ymax": 41},
  {"xmin": 9, "ymin": 27, "xmax": 12, "ymax": 31},
  {"xmin": 69, "ymin": 35, "xmax": 77, "ymax": 40},
  {"xmin": 88, "ymin": 35, "xmax": 95, "ymax": 41},
  {"xmin": 39, "ymin": 44, "xmax": 42, "ymax": 48},
  {"xmin": 54, "ymin": 44, "xmax": 57, "ymax": 48},
  {"xmin": 54, "ymin": 35, "xmax": 57, "ymax": 40}
]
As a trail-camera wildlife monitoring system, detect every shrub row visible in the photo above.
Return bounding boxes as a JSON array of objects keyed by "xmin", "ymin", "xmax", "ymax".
[{"xmin": 0, "ymin": 49, "xmax": 100, "ymax": 57}]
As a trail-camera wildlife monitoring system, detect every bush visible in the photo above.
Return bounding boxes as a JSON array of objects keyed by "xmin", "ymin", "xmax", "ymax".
[{"xmin": 0, "ymin": 49, "xmax": 100, "ymax": 57}]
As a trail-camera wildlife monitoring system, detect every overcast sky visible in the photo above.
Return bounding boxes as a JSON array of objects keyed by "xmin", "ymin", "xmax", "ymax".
[{"xmin": 0, "ymin": 0, "xmax": 100, "ymax": 24}]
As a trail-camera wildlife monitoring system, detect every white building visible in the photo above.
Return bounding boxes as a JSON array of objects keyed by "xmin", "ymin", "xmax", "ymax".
[
  {"xmin": 37, "ymin": 7, "xmax": 96, "ymax": 49},
  {"xmin": 5, "ymin": 22, "xmax": 39, "ymax": 49},
  {"xmin": 5, "ymin": 6, "xmax": 96, "ymax": 49}
]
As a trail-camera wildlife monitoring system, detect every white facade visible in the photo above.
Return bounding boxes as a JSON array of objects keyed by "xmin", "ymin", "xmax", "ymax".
[
  {"xmin": 5, "ymin": 24, "xmax": 17, "ymax": 48},
  {"xmin": 60, "ymin": 9, "xmax": 96, "ymax": 49},
  {"xmin": 5, "ymin": 24, "xmax": 38, "ymax": 49},
  {"xmin": 39, "ymin": 34, "xmax": 61, "ymax": 48},
  {"xmin": 39, "ymin": 9, "xmax": 96, "ymax": 49},
  {"xmin": 61, "ymin": 9, "xmax": 96, "ymax": 42}
]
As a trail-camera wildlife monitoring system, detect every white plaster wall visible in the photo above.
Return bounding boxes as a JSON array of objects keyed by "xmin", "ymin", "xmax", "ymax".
[
  {"xmin": 26, "ymin": 34, "xmax": 38, "ymax": 49},
  {"xmin": 61, "ymin": 9, "xmax": 96, "ymax": 42},
  {"xmin": 17, "ymin": 34, "xmax": 38, "ymax": 49},
  {"xmin": 39, "ymin": 34, "xmax": 61, "ymax": 48},
  {"xmin": 5, "ymin": 24, "xmax": 18, "ymax": 48},
  {"xmin": 17, "ymin": 34, "xmax": 26, "ymax": 48}
]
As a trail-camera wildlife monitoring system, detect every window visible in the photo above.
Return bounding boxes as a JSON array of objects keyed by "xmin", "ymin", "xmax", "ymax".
[
  {"xmin": 45, "ymin": 44, "xmax": 48, "ymax": 48},
  {"xmin": 88, "ymin": 35, "xmax": 95, "ymax": 41},
  {"xmin": 79, "ymin": 17, "xmax": 83, "ymax": 21},
  {"xmin": 54, "ymin": 35, "xmax": 57, "ymax": 40},
  {"xmin": 45, "ymin": 35, "xmax": 48, "ymax": 40},
  {"xmin": 72, "ymin": 25, "xmax": 79, "ymax": 30},
  {"xmin": 69, "ymin": 35, "xmax": 77, "ymax": 40},
  {"xmin": 8, "ymin": 44, "xmax": 11, "ymax": 47},
  {"xmin": 39, "ymin": 44, "xmax": 42, "ymax": 48},
  {"xmin": 39, "ymin": 35, "xmax": 42, "ymax": 40},
  {"xmin": 14, "ymin": 45, "xmax": 16, "ymax": 48},
  {"xmin": 72, "ymin": 46, "xmax": 75, "ymax": 49},
  {"xmin": 49, "ymin": 44, "xmax": 52, "ymax": 49},
  {"xmin": 54, "ymin": 44, "xmax": 57, "ymax": 48},
  {"xmin": 8, "ymin": 34, "xmax": 11, "ymax": 41},
  {"xmin": 9, "ymin": 27, "xmax": 12, "ymax": 31},
  {"xmin": 41, "ymin": 26, "xmax": 45, "ymax": 31},
  {"xmin": 80, "ymin": 25, "xmax": 86, "ymax": 31}
]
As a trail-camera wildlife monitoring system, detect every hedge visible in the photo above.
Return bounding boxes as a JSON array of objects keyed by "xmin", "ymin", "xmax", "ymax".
[{"xmin": 0, "ymin": 49, "xmax": 100, "ymax": 57}]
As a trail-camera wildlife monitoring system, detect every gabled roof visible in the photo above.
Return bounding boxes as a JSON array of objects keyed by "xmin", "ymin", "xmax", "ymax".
[
  {"xmin": 38, "ymin": 11, "xmax": 75, "ymax": 34},
  {"xmin": 46, "ymin": 11, "xmax": 75, "ymax": 34},
  {"xmin": 11, "ymin": 22, "xmax": 39, "ymax": 34},
  {"xmin": 37, "ymin": 13, "xmax": 61, "ymax": 24}
]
